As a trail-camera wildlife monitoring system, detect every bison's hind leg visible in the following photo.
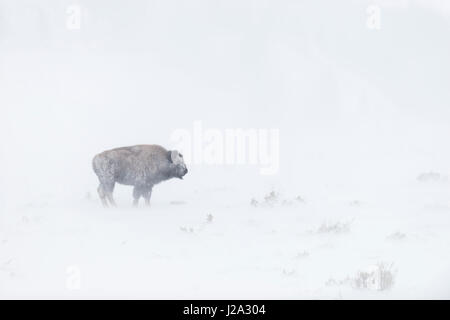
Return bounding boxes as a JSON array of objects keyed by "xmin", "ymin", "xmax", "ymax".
[
  {"xmin": 93, "ymin": 155, "xmax": 117, "ymax": 207},
  {"xmin": 97, "ymin": 184, "xmax": 108, "ymax": 207}
]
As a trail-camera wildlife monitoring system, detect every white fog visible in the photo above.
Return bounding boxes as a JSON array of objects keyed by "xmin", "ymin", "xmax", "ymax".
[{"xmin": 1, "ymin": 0, "xmax": 450, "ymax": 299}]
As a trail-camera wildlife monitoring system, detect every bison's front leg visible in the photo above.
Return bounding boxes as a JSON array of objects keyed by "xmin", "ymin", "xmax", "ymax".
[
  {"xmin": 97, "ymin": 185, "xmax": 108, "ymax": 207},
  {"xmin": 133, "ymin": 186, "xmax": 142, "ymax": 207},
  {"xmin": 142, "ymin": 186, "xmax": 153, "ymax": 206},
  {"xmin": 132, "ymin": 186, "xmax": 153, "ymax": 207}
]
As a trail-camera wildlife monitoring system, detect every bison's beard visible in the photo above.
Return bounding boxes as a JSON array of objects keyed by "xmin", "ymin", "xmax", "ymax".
[
  {"xmin": 174, "ymin": 170, "xmax": 184, "ymax": 179},
  {"xmin": 178, "ymin": 172, "xmax": 187, "ymax": 179},
  {"xmin": 177, "ymin": 169, "xmax": 187, "ymax": 179}
]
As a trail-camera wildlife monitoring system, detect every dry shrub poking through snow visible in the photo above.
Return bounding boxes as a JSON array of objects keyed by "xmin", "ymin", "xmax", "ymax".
[
  {"xmin": 264, "ymin": 191, "xmax": 279, "ymax": 206},
  {"xmin": 282, "ymin": 196, "xmax": 306, "ymax": 206},
  {"xmin": 386, "ymin": 232, "xmax": 406, "ymax": 241},
  {"xmin": 251, "ymin": 191, "xmax": 305, "ymax": 207},
  {"xmin": 282, "ymin": 269, "xmax": 296, "ymax": 277},
  {"xmin": 294, "ymin": 251, "xmax": 310, "ymax": 259},
  {"xmin": 349, "ymin": 200, "xmax": 362, "ymax": 207},
  {"xmin": 180, "ymin": 226, "xmax": 195, "ymax": 233},
  {"xmin": 180, "ymin": 214, "xmax": 214, "ymax": 234},
  {"xmin": 326, "ymin": 262, "xmax": 396, "ymax": 291},
  {"xmin": 417, "ymin": 171, "xmax": 448, "ymax": 183},
  {"xmin": 353, "ymin": 263, "xmax": 396, "ymax": 291},
  {"xmin": 325, "ymin": 277, "xmax": 352, "ymax": 287},
  {"xmin": 317, "ymin": 220, "xmax": 352, "ymax": 234}
]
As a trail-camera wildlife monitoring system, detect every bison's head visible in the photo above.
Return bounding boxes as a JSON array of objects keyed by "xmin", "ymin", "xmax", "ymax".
[{"xmin": 168, "ymin": 150, "xmax": 188, "ymax": 179}]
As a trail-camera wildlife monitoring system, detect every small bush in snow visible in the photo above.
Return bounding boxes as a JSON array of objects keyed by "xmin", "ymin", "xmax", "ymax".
[
  {"xmin": 325, "ymin": 277, "xmax": 352, "ymax": 287},
  {"xmin": 294, "ymin": 251, "xmax": 310, "ymax": 259},
  {"xmin": 264, "ymin": 191, "xmax": 280, "ymax": 206},
  {"xmin": 386, "ymin": 232, "xmax": 406, "ymax": 241},
  {"xmin": 180, "ymin": 226, "xmax": 195, "ymax": 233},
  {"xmin": 417, "ymin": 171, "xmax": 448, "ymax": 183},
  {"xmin": 181, "ymin": 214, "xmax": 214, "ymax": 234},
  {"xmin": 326, "ymin": 263, "xmax": 396, "ymax": 291},
  {"xmin": 250, "ymin": 198, "xmax": 259, "ymax": 207},
  {"xmin": 282, "ymin": 269, "xmax": 296, "ymax": 277},
  {"xmin": 317, "ymin": 221, "xmax": 352, "ymax": 234},
  {"xmin": 251, "ymin": 191, "xmax": 305, "ymax": 207},
  {"xmin": 282, "ymin": 196, "xmax": 306, "ymax": 206},
  {"xmin": 349, "ymin": 200, "xmax": 362, "ymax": 207},
  {"xmin": 353, "ymin": 262, "xmax": 396, "ymax": 291}
]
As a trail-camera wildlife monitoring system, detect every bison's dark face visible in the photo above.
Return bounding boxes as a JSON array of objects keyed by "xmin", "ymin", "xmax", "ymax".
[{"xmin": 169, "ymin": 150, "xmax": 188, "ymax": 179}]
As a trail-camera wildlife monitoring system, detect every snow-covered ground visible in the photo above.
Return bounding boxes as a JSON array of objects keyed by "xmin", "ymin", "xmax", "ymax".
[
  {"xmin": 1, "ymin": 0, "xmax": 450, "ymax": 299},
  {"xmin": 1, "ymin": 175, "xmax": 450, "ymax": 299}
]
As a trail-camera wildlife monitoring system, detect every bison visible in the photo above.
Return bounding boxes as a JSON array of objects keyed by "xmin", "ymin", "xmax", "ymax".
[{"xmin": 92, "ymin": 145, "xmax": 188, "ymax": 207}]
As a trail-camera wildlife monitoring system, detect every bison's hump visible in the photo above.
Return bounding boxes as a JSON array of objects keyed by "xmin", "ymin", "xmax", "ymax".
[
  {"xmin": 108, "ymin": 144, "xmax": 167, "ymax": 155},
  {"xmin": 94, "ymin": 144, "xmax": 171, "ymax": 168}
]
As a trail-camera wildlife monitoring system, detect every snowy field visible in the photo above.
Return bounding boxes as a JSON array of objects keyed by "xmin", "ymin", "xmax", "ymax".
[
  {"xmin": 1, "ymin": 0, "xmax": 450, "ymax": 299},
  {"xmin": 1, "ymin": 174, "xmax": 450, "ymax": 299}
]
